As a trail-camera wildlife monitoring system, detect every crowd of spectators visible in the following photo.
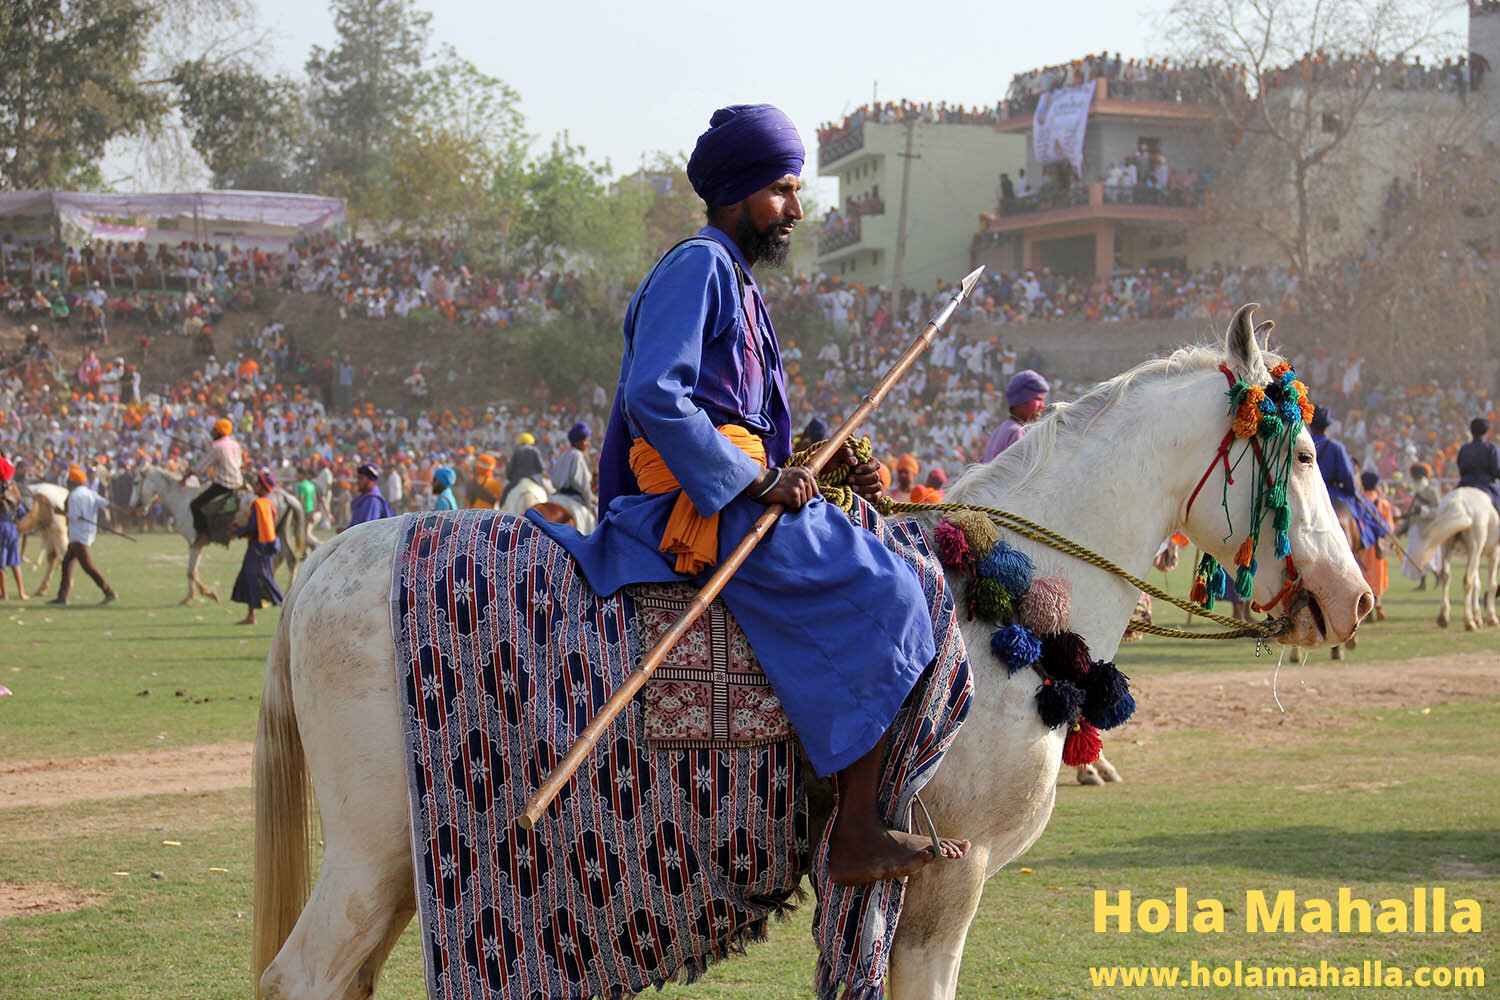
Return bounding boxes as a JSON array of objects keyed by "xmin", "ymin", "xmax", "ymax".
[{"xmin": 1003, "ymin": 53, "xmax": 1239, "ymax": 116}]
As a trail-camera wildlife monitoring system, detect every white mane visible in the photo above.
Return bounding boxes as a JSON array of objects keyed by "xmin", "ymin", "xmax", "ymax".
[{"xmin": 950, "ymin": 339, "xmax": 1282, "ymax": 500}]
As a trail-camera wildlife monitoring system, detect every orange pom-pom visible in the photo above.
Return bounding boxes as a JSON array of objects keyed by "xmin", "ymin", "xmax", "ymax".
[
  {"xmin": 1234, "ymin": 535, "xmax": 1255, "ymax": 567},
  {"xmin": 1300, "ymin": 399, "xmax": 1315, "ymax": 423},
  {"xmin": 1190, "ymin": 577, "xmax": 1209, "ymax": 604},
  {"xmin": 1244, "ymin": 384, "xmax": 1266, "ymax": 404},
  {"xmin": 1291, "ymin": 379, "xmax": 1308, "ymax": 402},
  {"xmin": 1270, "ymin": 362, "xmax": 1291, "ymax": 378}
]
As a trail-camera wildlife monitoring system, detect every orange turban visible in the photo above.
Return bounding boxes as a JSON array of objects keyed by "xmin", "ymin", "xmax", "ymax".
[
  {"xmin": 212, "ymin": 417, "xmax": 233, "ymax": 437},
  {"xmin": 67, "ymin": 464, "xmax": 87, "ymax": 485},
  {"xmin": 895, "ymin": 453, "xmax": 920, "ymax": 477}
]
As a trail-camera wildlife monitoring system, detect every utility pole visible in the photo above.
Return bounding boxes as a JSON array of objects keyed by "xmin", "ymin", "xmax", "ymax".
[{"xmin": 890, "ymin": 119, "xmax": 919, "ymax": 302}]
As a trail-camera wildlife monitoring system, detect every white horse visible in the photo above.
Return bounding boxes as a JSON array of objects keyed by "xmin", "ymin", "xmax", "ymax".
[
  {"xmin": 15, "ymin": 483, "xmax": 69, "ymax": 594},
  {"xmin": 130, "ymin": 465, "xmax": 307, "ymax": 604},
  {"xmin": 1408, "ymin": 487, "xmax": 1499, "ymax": 631},
  {"xmin": 251, "ymin": 307, "xmax": 1371, "ymax": 1000}
]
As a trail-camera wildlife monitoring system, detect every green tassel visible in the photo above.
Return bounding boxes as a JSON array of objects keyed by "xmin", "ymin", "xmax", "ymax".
[
  {"xmin": 1274, "ymin": 505, "xmax": 1290, "ymax": 531},
  {"xmin": 1268, "ymin": 485, "xmax": 1286, "ymax": 508},
  {"xmin": 1234, "ymin": 566, "xmax": 1255, "ymax": 598},
  {"xmin": 1196, "ymin": 552, "xmax": 1219, "ymax": 577}
]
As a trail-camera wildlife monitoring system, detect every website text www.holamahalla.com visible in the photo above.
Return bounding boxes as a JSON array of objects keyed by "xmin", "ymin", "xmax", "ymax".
[{"xmin": 1088, "ymin": 888, "xmax": 1485, "ymax": 990}]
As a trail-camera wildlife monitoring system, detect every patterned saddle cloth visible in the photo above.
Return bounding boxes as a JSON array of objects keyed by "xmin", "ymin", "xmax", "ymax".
[{"xmin": 390, "ymin": 504, "xmax": 971, "ymax": 1000}]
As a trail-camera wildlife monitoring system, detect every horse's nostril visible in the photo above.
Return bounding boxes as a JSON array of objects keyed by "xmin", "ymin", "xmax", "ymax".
[{"xmin": 1355, "ymin": 591, "xmax": 1374, "ymax": 622}]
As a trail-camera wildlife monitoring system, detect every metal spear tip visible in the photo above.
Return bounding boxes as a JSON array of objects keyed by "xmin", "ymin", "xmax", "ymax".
[{"xmin": 956, "ymin": 265, "xmax": 986, "ymax": 301}]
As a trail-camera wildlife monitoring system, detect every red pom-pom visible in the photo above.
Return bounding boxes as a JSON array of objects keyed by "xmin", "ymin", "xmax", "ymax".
[
  {"xmin": 1062, "ymin": 720, "xmax": 1102, "ymax": 766},
  {"xmin": 933, "ymin": 518, "xmax": 971, "ymax": 569}
]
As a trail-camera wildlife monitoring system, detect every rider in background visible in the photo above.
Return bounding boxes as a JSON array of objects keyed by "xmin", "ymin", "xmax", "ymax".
[
  {"xmin": 981, "ymin": 369, "xmax": 1049, "ymax": 462},
  {"xmin": 1310, "ymin": 405, "xmax": 1389, "ymax": 554},
  {"xmin": 1355, "ymin": 471, "xmax": 1396, "ymax": 621},
  {"xmin": 186, "ymin": 417, "xmax": 243, "ymax": 544},
  {"xmin": 1456, "ymin": 417, "xmax": 1500, "ymax": 517}
]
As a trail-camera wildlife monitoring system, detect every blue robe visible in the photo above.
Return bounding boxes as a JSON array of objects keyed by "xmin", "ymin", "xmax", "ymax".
[
  {"xmin": 1313, "ymin": 433, "xmax": 1387, "ymax": 549},
  {"xmin": 532, "ymin": 226, "xmax": 936, "ymax": 775},
  {"xmin": 1456, "ymin": 438, "xmax": 1500, "ymax": 514},
  {"xmin": 350, "ymin": 486, "xmax": 393, "ymax": 525}
]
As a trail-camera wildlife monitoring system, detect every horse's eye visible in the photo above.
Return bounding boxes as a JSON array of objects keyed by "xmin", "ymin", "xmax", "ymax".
[{"xmin": 1297, "ymin": 451, "xmax": 1314, "ymax": 466}]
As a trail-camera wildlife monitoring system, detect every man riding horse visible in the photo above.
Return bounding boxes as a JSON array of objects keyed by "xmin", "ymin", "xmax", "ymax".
[
  {"xmin": 1456, "ymin": 416, "xmax": 1500, "ymax": 517},
  {"xmin": 186, "ymin": 417, "xmax": 243, "ymax": 544},
  {"xmin": 1310, "ymin": 405, "xmax": 1388, "ymax": 551},
  {"xmin": 531, "ymin": 103, "xmax": 967, "ymax": 885}
]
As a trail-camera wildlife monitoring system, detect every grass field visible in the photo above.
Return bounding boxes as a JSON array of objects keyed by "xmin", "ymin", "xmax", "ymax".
[{"xmin": 2, "ymin": 530, "xmax": 1496, "ymax": 998}]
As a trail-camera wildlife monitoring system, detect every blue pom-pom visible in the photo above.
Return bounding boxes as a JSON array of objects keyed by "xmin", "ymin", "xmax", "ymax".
[
  {"xmin": 1090, "ymin": 691, "xmax": 1136, "ymax": 730},
  {"xmin": 1275, "ymin": 530, "xmax": 1291, "ymax": 557},
  {"xmin": 1279, "ymin": 399, "xmax": 1301, "ymax": 425},
  {"xmin": 1035, "ymin": 678, "xmax": 1085, "ymax": 729},
  {"xmin": 979, "ymin": 541, "xmax": 1033, "ymax": 598},
  {"xmin": 1278, "ymin": 370, "xmax": 1296, "ymax": 388},
  {"xmin": 1258, "ymin": 397, "xmax": 1278, "ymax": 417},
  {"xmin": 1082, "ymin": 661, "xmax": 1134, "ymax": 729},
  {"xmin": 991, "ymin": 623, "xmax": 1042, "ymax": 674}
]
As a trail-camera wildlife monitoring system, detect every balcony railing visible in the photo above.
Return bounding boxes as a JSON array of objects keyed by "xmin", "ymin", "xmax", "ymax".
[
  {"xmin": 818, "ymin": 124, "xmax": 865, "ymax": 167},
  {"xmin": 818, "ymin": 217, "xmax": 862, "ymax": 255}
]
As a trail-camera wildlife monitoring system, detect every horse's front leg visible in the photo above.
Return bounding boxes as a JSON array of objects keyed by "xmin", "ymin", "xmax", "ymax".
[
  {"xmin": 1484, "ymin": 551, "xmax": 1499, "ymax": 628},
  {"xmin": 887, "ymin": 850, "xmax": 990, "ymax": 1000},
  {"xmin": 1462, "ymin": 556, "xmax": 1481, "ymax": 631},
  {"xmin": 186, "ymin": 544, "xmax": 219, "ymax": 604}
]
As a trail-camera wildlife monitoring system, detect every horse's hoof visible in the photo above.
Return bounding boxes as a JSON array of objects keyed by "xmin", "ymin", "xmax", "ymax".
[
  {"xmin": 1330, "ymin": 646, "xmax": 1343, "ymax": 660},
  {"xmin": 1464, "ymin": 621, "xmax": 1478, "ymax": 632},
  {"xmin": 1077, "ymin": 769, "xmax": 1103, "ymax": 786},
  {"xmin": 1437, "ymin": 616, "xmax": 1449, "ymax": 628}
]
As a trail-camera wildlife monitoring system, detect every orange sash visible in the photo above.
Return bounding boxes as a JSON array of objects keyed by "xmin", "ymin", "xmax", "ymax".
[
  {"xmin": 629, "ymin": 425, "xmax": 767, "ymax": 575},
  {"xmin": 251, "ymin": 496, "xmax": 276, "ymax": 544}
]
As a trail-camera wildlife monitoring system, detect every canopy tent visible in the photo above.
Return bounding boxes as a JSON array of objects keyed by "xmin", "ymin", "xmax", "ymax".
[{"xmin": 0, "ymin": 190, "xmax": 345, "ymax": 250}]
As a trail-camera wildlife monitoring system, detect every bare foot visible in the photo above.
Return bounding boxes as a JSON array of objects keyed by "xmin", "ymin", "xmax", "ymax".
[
  {"xmin": 235, "ymin": 614, "xmax": 256, "ymax": 625},
  {"xmin": 827, "ymin": 822, "xmax": 969, "ymax": 886}
]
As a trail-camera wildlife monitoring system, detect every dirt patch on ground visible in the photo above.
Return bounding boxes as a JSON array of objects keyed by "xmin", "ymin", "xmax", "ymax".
[
  {"xmin": 1125, "ymin": 651, "xmax": 1500, "ymax": 739},
  {"xmin": 0, "ymin": 742, "xmax": 253, "ymax": 810},
  {"xmin": 0, "ymin": 881, "xmax": 102, "ymax": 921}
]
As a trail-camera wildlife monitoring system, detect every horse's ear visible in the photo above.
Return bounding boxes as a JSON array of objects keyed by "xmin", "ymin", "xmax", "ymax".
[
  {"xmin": 1226, "ymin": 303, "xmax": 1262, "ymax": 376},
  {"xmin": 1254, "ymin": 319, "xmax": 1274, "ymax": 351}
]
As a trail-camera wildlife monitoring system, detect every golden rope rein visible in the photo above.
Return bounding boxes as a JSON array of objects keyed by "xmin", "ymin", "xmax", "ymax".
[{"xmin": 881, "ymin": 499, "xmax": 1289, "ymax": 642}]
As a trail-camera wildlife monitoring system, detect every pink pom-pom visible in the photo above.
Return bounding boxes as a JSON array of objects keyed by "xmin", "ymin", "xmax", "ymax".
[
  {"xmin": 934, "ymin": 518, "xmax": 971, "ymax": 569},
  {"xmin": 1019, "ymin": 575, "xmax": 1071, "ymax": 636}
]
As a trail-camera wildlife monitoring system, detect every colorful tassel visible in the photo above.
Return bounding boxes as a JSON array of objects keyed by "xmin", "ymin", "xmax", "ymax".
[
  {"xmin": 1190, "ymin": 577, "xmax": 1208, "ymax": 604},
  {"xmin": 1209, "ymin": 565, "xmax": 1230, "ymax": 599},
  {"xmin": 1041, "ymin": 631, "xmax": 1092, "ymax": 684},
  {"xmin": 991, "ymin": 623, "xmax": 1042, "ymax": 673},
  {"xmin": 1275, "ymin": 530, "xmax": 1291, "ymax": 558},
  {"xmin": 979, "ymin": 541, "xmax": 1034, "ymax": 598},
  {"xmin": 1083, "ymin": 661, "xmax": 1134, "ymax": 729},
  {"xmin": 1036, "ymin": 677, "xmax": 1085, "ymax": 729},
  {"xmin": 1234, "ymin": 536, "xmax": 1255, "ymax": 568},
  {"xmin": 973, "ymin": 576, "xmax": 1014, "ymax": 622},
  {"xmin": 1274, "ymin": 505, "xmax": 1291, "ymax": 531},
  {"xmin": 1268, "ymin": 485, "xmax": 1286, "ymax": 508},
  {"xmin": 1062, "ymin": 720, "xmax": 1103, "ymax": 766},
  {"xmin": 1234, "ymin": 565, "xmax": 1255, "ymax": 598},
  {"xmin": 933, "ymin": 518, "xmax": 970, "ymax": 569},
  {"xmin": 1018, "ymin": 575, "xmax": 1071, "ymax": 636}
]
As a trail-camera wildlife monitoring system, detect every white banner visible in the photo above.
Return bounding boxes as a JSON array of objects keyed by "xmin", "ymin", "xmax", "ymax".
[{"xmin": 1032, "ymin": 80, "xmax": 1096, "ymax": 174}]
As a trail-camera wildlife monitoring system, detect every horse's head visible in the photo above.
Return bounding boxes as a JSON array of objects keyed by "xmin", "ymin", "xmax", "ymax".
[{"xmin": 1179, "ymin": 304, "xmax": 1372, "ymax": 647}]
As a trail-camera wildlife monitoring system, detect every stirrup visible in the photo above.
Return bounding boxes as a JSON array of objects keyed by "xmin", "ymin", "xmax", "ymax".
[{"xmin": 907, "ymin": 792, "xmax": 943, "ymax": 858}]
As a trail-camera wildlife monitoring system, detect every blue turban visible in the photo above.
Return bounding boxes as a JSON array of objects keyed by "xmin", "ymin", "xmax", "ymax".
[
  {"xmin": 1310, "ymin": 405, "xmax": 1331, "ymax": 431},
  {"xmin": 432, "ymin": 466, "xmax": 455, "ymax": 490},
  {"xmin": 568, "ymin": 421, "xmax": 591, "ymax": 444},
  {"xmin": 804, "ymin": 417, "xmax": 829, "ymax": 442},
  {"xmin": 687, "ymin": 104, "xmax": 805, "ymax": 208},
  {"xmin": 1004, "ymin": 370, "xmax": 1050, "ymax": 407},
  {"xmin": 356, "ymin": 462, "xmax": 379, "ymax": 481}
]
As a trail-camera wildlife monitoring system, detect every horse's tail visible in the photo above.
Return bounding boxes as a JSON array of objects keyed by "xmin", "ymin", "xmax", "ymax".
[
  {"xmin": 252, "ymin": 568, "xmax": 312, "ymax": 994},
  {"xmin": 277, "ymin": 492, "xmax": 307, "ymax": 560},
  {"xmin": 1411, "ymin": 495, "xmax": 1474, "ymax": 569}
]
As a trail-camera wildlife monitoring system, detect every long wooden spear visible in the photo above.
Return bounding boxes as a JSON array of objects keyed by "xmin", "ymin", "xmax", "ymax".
[{"xmin": 519, "ymin": 264, "xmax": 986, "ymax": 830}]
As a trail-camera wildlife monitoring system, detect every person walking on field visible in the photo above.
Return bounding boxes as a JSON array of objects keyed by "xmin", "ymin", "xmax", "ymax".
[
  {"xmin": 1355, "ymin": 471, "xmax": 1396, "ymax": 621},
  {"xmin": 231, "ymin": 470, "xmax": 284, "ymax": 625},
  {"xmin": 50, "ymin": 464, "xmax": 117, "ymax": 606}
]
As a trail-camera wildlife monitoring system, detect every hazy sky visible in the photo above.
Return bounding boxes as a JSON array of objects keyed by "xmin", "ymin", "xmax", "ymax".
[{"xmin": 241, "ymin": 0, "xmax": 1468, "ymax": 205}]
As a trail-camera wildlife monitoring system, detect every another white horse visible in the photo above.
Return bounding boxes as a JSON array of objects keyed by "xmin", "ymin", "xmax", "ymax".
[
  {"xmin": 15, "ymin": 483, "xmax": 69, "ymax": 594},
  {"xmin": 252, "ymin": 307, "xmax": 1371, "ymax": 1000},
  {"xmin": 130, "ymin": 465, "xmax": 307, "ymax": 604},
  {"xmin": 1409, "ymin": 487, "xmax": 1499, "ymax": 631}
]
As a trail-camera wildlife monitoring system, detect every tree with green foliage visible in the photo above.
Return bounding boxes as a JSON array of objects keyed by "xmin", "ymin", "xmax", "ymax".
[
  {"xmin": 171, "ymin": 59, "xmax": 305, "ymax": 190},
  {"xmin": 305, "ymin": 0, "xmax": 431, "ymax": 205},
  {"xmin": 0, "ymin": 0, "xmax": 164, "ymax": 190}
]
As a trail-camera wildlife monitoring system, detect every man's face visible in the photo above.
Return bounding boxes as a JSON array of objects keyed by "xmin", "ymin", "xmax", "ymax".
[
  {"xmin": 1015, "ymin": 395, "xmax": 1047, "ymax": 421},
  {"xmin": 732, "ymin": 174, "xmax": 803, "ymax": 267},
  {"xmin": 357, "ymin": 475, "xmax": 374, "ymax": 493}
]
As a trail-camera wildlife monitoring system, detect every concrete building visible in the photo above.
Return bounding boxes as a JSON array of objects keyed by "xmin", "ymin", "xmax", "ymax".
[
  {"xmin": 815, "ymin": 117, "xmax": 1025, "ymax": 292},
  {"xmin": 972, "ymin": 78, "xmax": 1221, "ymax": 278}
]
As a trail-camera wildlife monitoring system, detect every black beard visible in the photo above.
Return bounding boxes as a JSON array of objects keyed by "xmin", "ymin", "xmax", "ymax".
[{"xmin": 736, "ymin": 213, "xmax": 792, "ymax": 267}]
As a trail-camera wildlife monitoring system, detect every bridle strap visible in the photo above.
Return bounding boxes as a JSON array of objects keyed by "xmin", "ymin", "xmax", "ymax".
[{"xmin": 1182, "ymin": 366, "xmax": 1241, "ymax": 524}]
